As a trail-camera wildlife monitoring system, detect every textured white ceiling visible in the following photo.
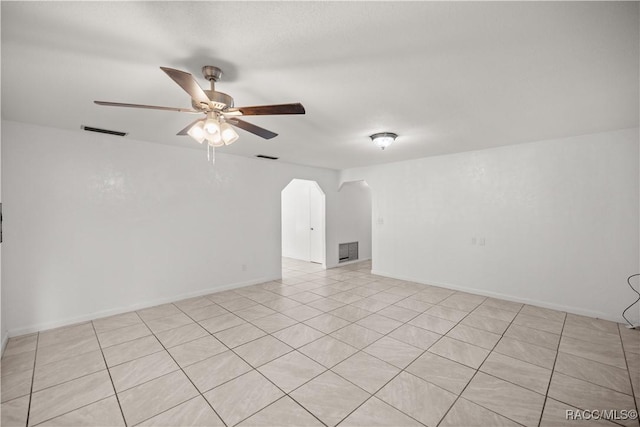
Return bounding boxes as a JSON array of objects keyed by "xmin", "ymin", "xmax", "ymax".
[{"xmin": 1, "ymin": 2, "xmax": 638, "ymax": 170}]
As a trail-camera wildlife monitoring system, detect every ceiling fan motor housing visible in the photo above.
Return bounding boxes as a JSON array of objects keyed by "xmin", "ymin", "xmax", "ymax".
[{"xmin": 192, "ymin": 90, "xmax": 234, "ymax": 111}]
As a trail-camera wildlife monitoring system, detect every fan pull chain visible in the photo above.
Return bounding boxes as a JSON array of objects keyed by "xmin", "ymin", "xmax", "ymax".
[
  {"xmin": 207, "ymin": 144, "xmax": 211, "ymax": 162},
  {"xmin": 211, "ymin": 147, "xmax": 216, "ymax": 164}
]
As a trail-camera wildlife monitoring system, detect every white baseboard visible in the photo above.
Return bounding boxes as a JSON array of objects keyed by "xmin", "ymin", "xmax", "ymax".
[
  {"xmin": 329, "ymin": 257, "xmax": 372, "ymax": 269},
  {"xmin": 371, "ymin": 269, "xmax": 625, "ymax": 324},
  {"xmin": 7, "ymin": 275, "xmax": 281, "ymax": 338}
]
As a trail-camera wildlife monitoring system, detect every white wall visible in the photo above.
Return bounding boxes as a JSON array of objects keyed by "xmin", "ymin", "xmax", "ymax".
[
  {"xmin": 2, "ymin": 120, "xmax": 355, "ymax": 335},
  {"xmin": 1, "ymin": 126, "xmax": 6, "ymax": 352},
  {"xmin": 342, "ymin": 128, "xmax": 640, "ymax": 323},
  {"xmin": 336, "ymin": 181, "xmax": 372, "ymax": 262}
]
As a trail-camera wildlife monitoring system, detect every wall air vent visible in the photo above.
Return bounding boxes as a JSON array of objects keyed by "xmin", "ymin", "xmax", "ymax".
[
  {"xmin": 339, "ymin": 242, "xmax": 359, "ymax": 263},
  {"xmin": 256, "ymin": 155, "xmax": 279, "ymax": 160},
  {"xmin": 81, "ymin": 125, "xmax": 128, "ymax": 137}
]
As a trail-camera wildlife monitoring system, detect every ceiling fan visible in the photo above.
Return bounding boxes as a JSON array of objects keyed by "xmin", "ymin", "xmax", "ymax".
[{"xmin": 95, "ymin": 65, "xmax": 305, "ymax": 162}]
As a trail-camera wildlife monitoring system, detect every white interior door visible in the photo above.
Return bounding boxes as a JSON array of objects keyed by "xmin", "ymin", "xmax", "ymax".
[{"xmin": 308, "ymin": 185, "xmax": 324, "ymax": 264}]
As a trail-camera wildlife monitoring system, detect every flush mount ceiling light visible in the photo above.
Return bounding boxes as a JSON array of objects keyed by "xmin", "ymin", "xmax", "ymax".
[
  {"xmin": 95, "ymin": 65, "xmax": 305, "ymax": 164},
  {"xmin": 370, "ymin": 132, "xmax": 397, "ymax": 150}
]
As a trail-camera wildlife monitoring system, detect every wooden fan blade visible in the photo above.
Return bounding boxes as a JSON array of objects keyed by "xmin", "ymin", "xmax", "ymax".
[
  {"xmin": 226, "ymin": 103, "xmax": 305, "ymax": 116},
  {"xmin": 177, "ymin": 118, "xmax": 204, "ymax": 136},
  {"xmin": 160, "ymin": 67, "xmax": 211, "ymax": 107},
  {"xmin": 94, "ymin": 101, "xmax": 200, "ymax": 113},
  {"xmin": 228, "ymin": 118, "xmax": 278, "ymax": 139}
]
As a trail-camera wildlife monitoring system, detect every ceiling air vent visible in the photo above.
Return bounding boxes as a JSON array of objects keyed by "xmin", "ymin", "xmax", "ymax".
[
  {"xmin": 256, "ymin": 155, "xmax": 279, "ymax": 160},
  {"xmin": 81, "ymin": 125, "xmax": 128, "ymax": 137}
]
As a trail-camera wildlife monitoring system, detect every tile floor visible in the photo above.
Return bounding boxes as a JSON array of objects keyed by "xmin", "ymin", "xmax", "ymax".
[{"xmin": 2, "ymin": 258, "xmax": 639, "ymax": 426}]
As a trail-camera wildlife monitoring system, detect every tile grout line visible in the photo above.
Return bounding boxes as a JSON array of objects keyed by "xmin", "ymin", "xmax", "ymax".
[
  {"xmin": 617, "ymin": 324, "xmax": 640, "ymax": 414},
  {"xmin": 536, "ymin": 312, "xmax": 567, "ymax": 427},
  {"xmin": 90, "ymin": 320, "xmax": 129, "ymax": 427},
  {"xmin": 23, "ymin": 332, "xmax": 39, "ymax": 427}
]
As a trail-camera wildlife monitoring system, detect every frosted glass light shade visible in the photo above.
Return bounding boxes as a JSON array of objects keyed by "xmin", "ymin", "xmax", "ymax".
[
  {"xmin": 187, "ymin": 121, "xmax": 206, "ymax": 143},
  {"xmin": 220, "ymin": 122, "xmax": 239, "ymax": 145},
  {"xmin": 204, "ymin": 116, "xmax": 220, "ymax": 137},
  {"xmin": 370, "ymin": 132, "xmax": 397, "ymax": 150}
]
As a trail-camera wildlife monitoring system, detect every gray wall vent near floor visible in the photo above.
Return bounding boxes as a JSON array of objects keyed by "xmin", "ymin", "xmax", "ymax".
[{"xmin": 339, "ymin": 242, "xmax": 358, "ymax": 263}]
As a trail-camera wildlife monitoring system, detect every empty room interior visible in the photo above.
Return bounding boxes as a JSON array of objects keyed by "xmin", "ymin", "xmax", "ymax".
[{"xmin": 1, "ymin": 2, "xmax": 639, "ymax": 427}]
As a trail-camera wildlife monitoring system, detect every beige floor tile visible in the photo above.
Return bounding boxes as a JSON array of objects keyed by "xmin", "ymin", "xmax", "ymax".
[
  {"xmin": 494, "ymin": 336, "xmax": 557, "ymax": 369},
  {"xmin": 554, "ymin": 352, "xmax": 632, "ymax": 395},
  {"xmin": 332, "ymin": 352, "xmax": 400, "ymax": 393},
  {"xmin": 3, "ymin": 334, "xmax": 37, "ymax": 357},
  {"xmin": 235, "ymin": 335, "xmax": 293, "ymax": 367},
  {"xmin": 306, "ymin": 297, "xmax": 347, "ymax": 313},
  {"xmin": 356, "ymin": 314, "xmax": 402, "ymax": 335},
  {"xmin": 426, "ymin": 305, "xmax": 469, "ymax": 322},
  {"xmin": 110, "ymin": 350, "xmax": 178, "ymax": 392},
  {"xmin": 377, "ymin": 305, "xmax": 420, "ymax": 323},
  {"xmin": 174, "ymin": 295, "xmax": 215, "ymax": 311},
  {"xmin": 33, "ymin": 349, "xmax": 105, "ymax": 392},
  {"xmin": 548, "ymin": 372, "xmax": 637, "ymax": 421},
  {"xmin": 145, "ymin": 312, "xmax": 194, "ymax": 334},
  {"xmin": 281, "ymin": 305, "xmax": 324, "ymax": 322},
  {"xmin": 238, "ymin": 396, "xmax": 323, "ymax": 426},
  {"xmin": 168, "ymin": 335, "xmax": 228, "ymax": 367},
  {"xmin": 562, "ymin": 322, "xmax": 623, "ymax": 348},
  {"xmin": 350, "ymin": 298, "xmax": 390, "ymax": 312},
  {"xmin": 440, "ymin": 397, "xmax": 521, "ymax": 427},
  {"xmin": 480, "ymin": 351, "xmax": 551, "ymax": 394},
  {"xmin": 440, "ymin": 293, "xmax": 486, "ymax": 312},
  {"xmin": 214, "ymin": 323, "xmax": 266, "ymax": 348},
  {"xmin": 1, "ymin": 368, "xmax": 33, "ymax": 403},
  {"xmin": 92, "ymin": 312, "xmax": 144, "ymax": 334},
  {"xmin": 199, "ymin": 313, "xmax": 246, "ymax": 334},
  {"xmin": 539, "ymin": 398, "xmax": 617, "ymax": 427},
  {"xmin": 304, "ymin": 313, "xmax": 351, "ymax": 334},
  {"xmin": 182, "ymin": 304, "xmax": 228, "ymax": 322},
  {"xmin": 103, "ymin": 335, "xmax": 163, "ymax": 367},
  {"xmin": 363, "ymin": 336, "xmax": 422, "ymax": 369},
  {"xmin": 329, "ymin": 306, "xmax": 374, "ymax": 322},
  {"xmin": 206, "ymin": 290, "xmax": 244, "ymax": 304},
  {"xmin": 620, "ymin": 326, "xmax": 640, "ymax": 355},
  {"xmin": 235, "ymin": 305, "xmax": 277, "ymax": 322},
  {"xmin": 258, "ymin": 351, "xmax": 325, "ymax": 393},
  {"xmin": 289, "ymin": 291, "xmax": 325, "ymax": 304},
  {"xmin": 566, "ymin": 313, "xmax": 619, "ymax": 334},
  {"xmin": 406, "ymin": 351, "xmax": 475, "ymax": 394},
  {"xmin": 154, "ymin": 323, "xmax": 208, "ymax": 348},
  {"xmin": 428, "ymin": 337, "xmax": 489, "ymax": 369},
  {"xmin": 558, "ymin": 336, "xmax": 626, "ymax": 369},
  {"xmin": 460, "ymin": 312, "xmax": 510, "ymax": 334},
  {"xmin": 388, "ymin": 324, "xmax": 441, "ymax": 350},
  {"xmin": 97, "ymin": 323, "xmax": 151, "ymax": 349},
  {"xmin": 520, "ymin": 305, "xmax": 566, "ymax": 323},
  {"xmin": 1, "ymin": 395, "xmax": 30, "ymax": 427},
  {"xmin": 37, "ymin": 323, "xmax": 95, "ymax": 349},
  {"xmin": 340, "ymin": 396, "xmax": 422, "ymax": 427},
  {"xmin": 29, "ymin": 370, "xmax": 114, "ymax": 426},
  {"xmin": 37, "ymin": 396, "xmax": 125, "ymax": 427},
  {"xmin": 481, "ymin": 297, "xmax": 523, "ymax": 313},
  {"xmin": 298, "ymin": 335, "xmax": 359, "ymax": 368},
  {"xmin": 376, "ymin": 371, "xmax": 456, "ymax": 427},
  {"xmin": 273, "ymin": 323, "xmax": 325, "ymax": 348},
  {"xmin": 2, "ymin": 350, "xmax": 36, "ymax": 377},
  {"xmin": 331, "ymin": 324, "xmax": 382, "ymax": 349},
  {"xmin": 409, "ymin": 313, "xmax": 457, "ymax": 335},
  {"xmin": 369, "ymin": 292, "xmax": 405, "ymax": 304},
  {"xmin": 471, "ymin": 305, "xmax": 517, "ymax": 322},
  {"xmin": 446, "ymin": 323, "xmax": 501, "ymax": 350},
  {"xmin": 219, "ymin": 297, "xmax": 258, "ymax": 312},
  {"xmin": 462, "ymin": 372, "xmax": 545, "ymax": 427},
  {"xmin": 250, "ymin": 313, "xmax": 298, "ymax": 333},
  {"xmin": 504, "ymin": 323, "xmax": 560, "ymax": 350},
  {"xmin": 291, "ymin": 371, "xmax": 370, "ymax": 427},
  {"xmin": 512, "ymin": 312, "xmax": 563, "ymax": 335},
  {"xmin": 394, "ymin": 298, "xmax": 433, "ymax": 312},
  {"xmin": 183, "ymin": 350, "xmax": 252, "ymax": 393},
  {"xmin": 414, "ymin": 288, "xmax": 455, "ymax": 304},
  {"xmin": 138, "ymin": 395, "xmax": 224, "ymax": 426},
  {"xmin": 204, "ymin": 370, "xmax": 283, "ymax": 426},
  {"xmin": 329, "ymin": 291, "xmax": 365, "ymax": 305},
  {"xmin": 118, "ymin": 370, "xmax": 199, "ymax": 426},
  {"xmin": 137, "ymin": 304, "xmax": 183, "ymax": 321},
  {"xmin": 36, "ymin": 335, "xmax": 101, "ymax": 367}
]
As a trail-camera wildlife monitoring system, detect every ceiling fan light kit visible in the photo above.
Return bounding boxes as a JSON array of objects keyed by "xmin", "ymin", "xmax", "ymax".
[
  {"xmin": 94, "ymin": 65, "xmax": 305, "ymax": 164},
  {"xmin": 370, "ymin": 132, "xmax": 397, "ymax": 150}
]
